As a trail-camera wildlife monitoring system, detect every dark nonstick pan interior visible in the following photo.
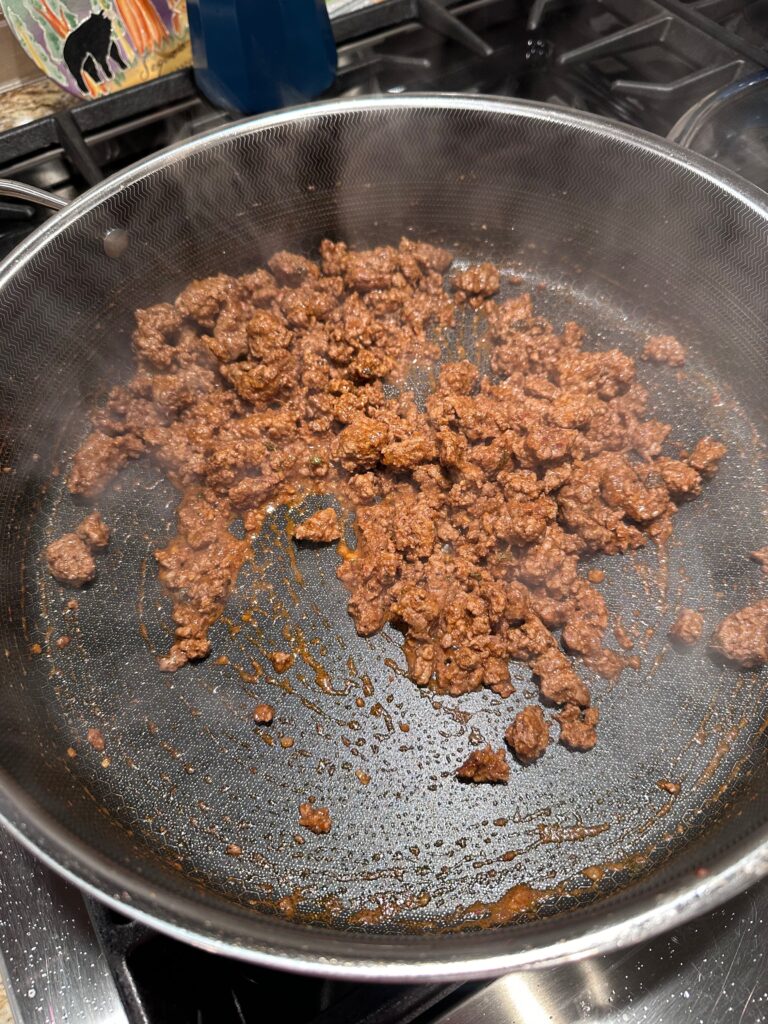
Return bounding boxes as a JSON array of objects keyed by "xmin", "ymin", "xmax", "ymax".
[{"xmin": 1, "ymin": 97, "xmax": 767, "ymax": 975}]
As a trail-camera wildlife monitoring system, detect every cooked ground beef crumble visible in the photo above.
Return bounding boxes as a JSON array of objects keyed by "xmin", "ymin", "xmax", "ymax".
[
  {"xmin": 294, "ymin": 507, "xmax": 342, "ymax": 542},
  {"xmin": 641, "ymin": 334, "xmax": 685, "ymax": 367},
  {"xmin": 669, "ymin": 608, "xmax": 704, "ymax": 645},
  {"xmin": 46, "ymin": 533, "xmax": 96, "ymax": 588},
  {"xmin": 253, "ymin": 703, "xmax": 275, "ymax": 724},
  {"xmin": 456, "ymin": 745, "xmax": 510, "ymax": 783},
  {"xmin": 49, "ymin": 239, "xmax": 730, "ymax": 762},
  {"xmin": 710, "ymin": 601, "xmax": 768, "ymax": 669},
  {"xmin": 751, "ymin": 547, "xmax": 768, "ymax": 575},
  {"xmin": 298, "ymin": 800, "xmax": 332, "ymax": 834},
  {"xmin": 45, "ymin": 511, "xmax": 111, "ymax": 587},
  {"xmin": 505, "ymin": 705, "xmax": 550, "ymax": 763}
]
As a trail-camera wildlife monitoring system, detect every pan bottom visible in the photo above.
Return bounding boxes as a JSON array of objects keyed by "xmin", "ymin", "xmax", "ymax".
[{"xmin": 23, "ymin": 263, "xmax": 768, "ymax": 933}]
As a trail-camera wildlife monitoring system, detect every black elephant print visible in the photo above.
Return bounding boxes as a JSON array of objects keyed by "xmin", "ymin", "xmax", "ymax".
[{"xmin": 62, "ymin": 10, "xmax": 127, "ymax": 94}]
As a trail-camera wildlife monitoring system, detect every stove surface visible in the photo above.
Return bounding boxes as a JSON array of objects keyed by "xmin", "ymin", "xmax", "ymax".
[{"xmin": 1, "ymin": 1, "xmax": 767, "ymax": 1022}]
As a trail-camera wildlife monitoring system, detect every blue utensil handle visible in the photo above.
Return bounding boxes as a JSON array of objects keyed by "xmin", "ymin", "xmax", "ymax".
[{"xmin": 187, "ymin": 0, "xmax": 337, "ymax": 115}]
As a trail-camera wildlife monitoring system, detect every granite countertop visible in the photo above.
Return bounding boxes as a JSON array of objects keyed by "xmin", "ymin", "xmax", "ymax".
[
  {"xmin": 0, "ymin": 78, "xmax": 76, "ymax": 133},
  {"xmin": 0, "ymin": 983, "xmax": 12, "ymax": 1024}
]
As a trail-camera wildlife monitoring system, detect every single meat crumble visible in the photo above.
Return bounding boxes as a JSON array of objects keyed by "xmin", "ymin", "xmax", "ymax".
[
  {"xmin": 555, "ymin": 705, "xmax": 599, "ymax": 751},
  {"xmin": 294, "ymin": 507, "xmax": 342, "ymax": 542},
  {"xmin": 46, "ymin": 512, "xmax": 110, "ymax": 587},
  {"xmin": 46, "ymin": 534, "xmax": 96, "ymax": 587},
  {"xmin": 86, "ymin": 727, "xmax": 106, "ymax": 751},
  {"xmin": 750, "ymin": 547, "xmax": 768, "ymax": 574},
  {"xmin": 456, "ymin": 746, "xmax": 510, "ymax": 783},
  {"xmin": 253, "ymin": 703, "xmax": 275, "ymax": 724},
  {"xmin": 642, "ymin": 334, "xmax": 685, "ymax": 366},
  {"xmin": 710, "ymin": 601, "xmax": 768, "ymax": 668},
  {"xmin": 505, "ymin": 705, "xmax": 550, "ymax": 763},
  {"xmin": 268, "ymin": 652, "xmax": 294, "ymax": 673},
  {"xmin": 299, "ymin": 800, "xmax": 332, "ymax": 834},
  {"xmin": 669, "ymin": 608, "xmax": 704, "ymax": 645},
  {"xmin": 76, "ymin": 511, "xmax": 111, "ymax": 549}
]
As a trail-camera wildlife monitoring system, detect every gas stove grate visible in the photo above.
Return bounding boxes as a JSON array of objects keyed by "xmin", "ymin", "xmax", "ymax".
[{"xmin": 527, "ymin": 0, "xmax": 768, "ymax": 134}]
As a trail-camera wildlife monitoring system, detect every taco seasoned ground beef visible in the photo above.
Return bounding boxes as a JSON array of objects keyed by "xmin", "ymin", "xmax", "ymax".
[{"xmin": 51, "ymin": 239, "xmax": 727, "ymax": 759}]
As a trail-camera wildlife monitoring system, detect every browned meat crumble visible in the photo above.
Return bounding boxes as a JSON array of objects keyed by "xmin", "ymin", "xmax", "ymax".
[
  {"xmin": 456, "ymin": 745, "xmax": 510, "ymax": 783},
  {"xmin": 642, "ymin": 334, "xmax": 685, "ymax": 367},
  {"xmin": 49, "ymin": 240, "xmax": 730, "ymax": 761},
  {"xmin": 750, "ymin": 547, "xmax": 768, "ymax": 574},
  {"xmin": 710, "ymin": 601, "xmax": 768, "ymax": 668},
  {"xmin": 687, "ymin": 437, "xmax": 726, "ymax": 477},
  {"xmin": 76, "ymin": 511, "xmax": 111, "ymax": 549},
  {"xmin": 298, "ymin": 800, "xmax": 332, "ymax": 834},
  {"xmin": 45, "ymin": 511, "xmax": 111, "ymax": 587},
  {"xmin": 669, "ymin": 608, "xmax": 704, "ymax": 645},
  {"xmin": 268, "ymin": 652, "xmax": 294, "ymax": 673},
  {"xmin": 505, "ymin": 705, "xmax": 550, "ymax": 763},
  {"xmin": 86, "ymin": 727, "xmax": 106, "ymax": 751},
  {"xmin": 253, "ymin": 703, "xmax": 275, "ymax": 724},
  {"xmin": 657, "ymin": 779, "xmax": 681, "ymax": 795},
  {"xmin": 294, "ymin": 507, "xmax": 342, "ymax": 542},
  {"xmin": 555, "ymin": 704, "xmax": 599, "ymax": 751},
  {"xmin": 46, "ymin": 534, "xmax": 95, "ymax": 588},
  {"xmin": 451, "ymin": 262, "xmax": 500, "ymax": 307}
]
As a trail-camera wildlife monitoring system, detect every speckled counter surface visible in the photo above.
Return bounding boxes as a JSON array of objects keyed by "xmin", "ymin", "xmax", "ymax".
[
  {"xmin": 0, "ymin": 985, "xmax": 13, "ymax": 1024},
  {"xmin": 0, "ymin": 79, "xmax": 75, "ymax": 132}
]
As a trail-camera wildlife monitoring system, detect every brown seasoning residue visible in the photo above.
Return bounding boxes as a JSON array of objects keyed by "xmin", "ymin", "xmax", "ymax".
[
  {"xmin": 455, "ymin": 884, "xmax": 555, "ymax": 927},
  {"xmin": 87, "ymin": 727, "xmax": 105, "ymax": 752},
  {"xmin": 348, "ymin": 891, "xmax": 430, "ymax": 926},
  {"xmin": 657, "ymin": 779, "xmax": 681, "ymax": 795},
  {"xmin": 536, "ymin": 821, "xmax": 610, "ymax": 844}
]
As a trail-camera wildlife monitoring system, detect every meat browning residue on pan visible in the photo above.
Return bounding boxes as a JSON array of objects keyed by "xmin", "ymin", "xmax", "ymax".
[{"xmin": 46, "ymin": 240, "xmax": 734, "ymax": 766}]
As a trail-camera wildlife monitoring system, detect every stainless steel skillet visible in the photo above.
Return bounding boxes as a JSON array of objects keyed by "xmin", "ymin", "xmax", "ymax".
[{"xmin": 0, "ymin": 95, "xmax": 766, "ymax": 979}]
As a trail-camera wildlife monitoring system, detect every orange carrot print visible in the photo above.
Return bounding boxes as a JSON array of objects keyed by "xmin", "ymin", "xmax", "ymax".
[
  {"xmin": 81, "ymin": 68, "xmax": 107, "ymax": 96},
  {"xmin": 115, "ymin": 0, "xmax": 168, "ymax": 53},
  {"xmin": 35, "ymin": 0, "xmax": 69, "ymax": 38}
]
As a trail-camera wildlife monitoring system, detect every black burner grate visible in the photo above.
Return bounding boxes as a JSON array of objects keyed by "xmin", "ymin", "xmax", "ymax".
[{"xmin": 527, "ymin": 0, "xmax": 768, "ymax": 133}]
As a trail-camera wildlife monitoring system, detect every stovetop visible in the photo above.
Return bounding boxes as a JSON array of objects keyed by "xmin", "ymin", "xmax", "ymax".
[{"xmin": 1, "ymin": 1, "xmax": 767, "ymax": 1022}]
